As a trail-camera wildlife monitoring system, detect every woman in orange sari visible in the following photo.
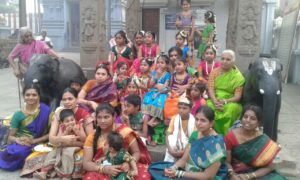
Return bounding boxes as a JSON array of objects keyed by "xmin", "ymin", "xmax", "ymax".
[{"xmin": 83, "ymin": 103, "xmax": 151, "ymax": 180}]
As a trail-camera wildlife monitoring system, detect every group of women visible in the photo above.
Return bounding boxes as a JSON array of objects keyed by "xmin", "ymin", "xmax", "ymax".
[{"xmin": 0, "ymin": 0, "xmax": 286, "ymax": 179}]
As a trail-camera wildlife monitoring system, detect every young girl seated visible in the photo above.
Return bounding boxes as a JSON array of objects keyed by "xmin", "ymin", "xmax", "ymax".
[
  {"xmin": 33, "ymin": 109, "xmax": 86, "ymax": 179},
  {"xmin": 98, "ymin": 132, "xmax": 138, "ymax": 180},
  {"xmin": 164, "ymin": 57, "xmax": 191, "ymax": 125},
  {"xmin": 189, "ymin": 82, "xmax": 207, "ymax": 116},
  {"xmin": 198, "ymin": 45, "xmax": 221, "ymax": 82},
  {"xmin": 164, "ymin": 97, "xmax": 195, "ymax": 162},
  {"xmin": 132, "ymin": 58, "xmax": 152, "ymax": 98},
  {"xmin": 113, "ymin": 61, "xmax": 129, "ymax": 96},
  {"xmin": 142, "ymin": 54, "xmax": 171, "ymax": 145}
]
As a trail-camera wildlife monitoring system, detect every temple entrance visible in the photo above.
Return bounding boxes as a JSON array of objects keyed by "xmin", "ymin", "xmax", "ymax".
[{"xmin": 142, "ymin": 9, "xmax": 160, "ymax": 43}]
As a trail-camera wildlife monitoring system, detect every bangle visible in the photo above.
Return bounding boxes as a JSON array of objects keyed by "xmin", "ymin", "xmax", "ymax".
[
  {"xmin": 252, "ymin": 172, "xmax": 257, "ymax": 179},
  {"xmin": 245, "ymin": 173, "xmax": 250, "ymax": 179},
  {"xmin": 97, "ymin": 165, "xmax": 104, "ymax": 173},
  {"xmin": 223, "ymin": 100, "xmax": 227, "ymax": 104},
  {"xmin": 176, "ymin": 170, "xmax": 185, "ymax": 178}
]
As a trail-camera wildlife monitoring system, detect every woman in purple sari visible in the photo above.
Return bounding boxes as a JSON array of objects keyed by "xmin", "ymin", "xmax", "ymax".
[
  {"xmin": 78, "ymin": 62, "xmax": 118, "ymax": 113},
  {"xmin": 0, "ymin": 83, "xmax": 52, "ymax": 171}
]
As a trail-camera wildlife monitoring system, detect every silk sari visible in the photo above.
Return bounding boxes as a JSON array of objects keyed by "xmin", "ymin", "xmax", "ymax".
[
  {"xmin": 149, "ymin": 131, "xmax": 227, "ymax": 180},
  {"xmin": 207, "ymin": 66, "xmax": 245, "ymax": 135},
  {"xmin": 80, "ymin": 78, "xmax": 118, "ymax": 112},
  {"xmin": 83, "ymin": 124, "xmax": 151, "ymax": 180},
  {"xmin": 0, "ymin": 103, "xmax": 51, "ymax": 171},
  {"xmin": 225, "ymin": 131, "xmax": 286, "ymax": 180}
]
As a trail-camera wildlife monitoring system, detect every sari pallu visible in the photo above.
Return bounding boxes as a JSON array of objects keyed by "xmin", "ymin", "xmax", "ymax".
[
  {"xmin": 207, "ymin": 66, "xmax": 245, "ymax": 135},
  {"xmin": 149, "ymin": 133, "xmax": 227, "ymax": 180},
  {"xmin": 0, "ymin": 103, "xmax": 51, "ymax": 171},
  {"xmin": 83, "ymin": 124, "xmax": 151, "ymax": 180},
  {"xmin": 187, "ymin": 133, "xmax": 227, "ymax": 180},
  {"xmin": 80, "ymin": 78, "xmax": 117, "ymax": 113},
  {"xmin": 231, "ymin": 134, "xmax": 286, "ymax": 179}
]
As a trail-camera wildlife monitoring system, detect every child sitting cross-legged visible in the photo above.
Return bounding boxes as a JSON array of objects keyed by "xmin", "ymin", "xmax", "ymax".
[
  {"xmin": 97, "ymin": 131, "xmax": 138, "ymax": 180},
  {"xmin": 164, "ymin": 97, "xmax": 195, "ymax": 162},
  {"xmin": 33, "ymin": 109, "xmax": 86, "ymax": 179}
]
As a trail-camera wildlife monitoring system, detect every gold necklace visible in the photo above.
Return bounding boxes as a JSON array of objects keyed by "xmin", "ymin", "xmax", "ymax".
[{"xmin": 23, "ymin": 104, "xmax": 40, "ymax": 115}]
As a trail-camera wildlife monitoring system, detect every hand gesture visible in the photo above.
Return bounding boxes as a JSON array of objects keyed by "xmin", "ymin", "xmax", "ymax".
[{"xmin": 72, "ymin": 123, "xmax": 82, "ymax": 136}]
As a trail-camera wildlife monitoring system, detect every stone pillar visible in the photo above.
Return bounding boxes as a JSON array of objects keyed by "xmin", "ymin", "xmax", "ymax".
[
  {"xmin": 19, "ymin": 0, "xmax": 27, "ymax": 27},
  {"xmin": 80, "ymin": 0, "xmax": 107, "ymax": 70},
  {"xmin": 260, "ymin": 0, "xmax": 277, "ymax": 54},
  {"xmin": 226, "ymin": 0, "xmax": 262, "ymax": 72},
  {"xmin": 125, "ymin": 0, "xmax": 141, "ymax": 41}
]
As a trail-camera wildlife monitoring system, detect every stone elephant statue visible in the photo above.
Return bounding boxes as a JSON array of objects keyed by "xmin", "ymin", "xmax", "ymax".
[
  {"xmin": 243, "ymin": 55, "xmax": 282, "ymax": 141},
  {"xmin": 24, "ymin": 54, "xmax": 86, "ymax": 108}
]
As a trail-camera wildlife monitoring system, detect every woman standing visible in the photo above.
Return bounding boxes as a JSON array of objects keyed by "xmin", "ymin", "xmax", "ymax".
[
  {"xmin": 225, "ymin": 105, "xmax": 286, "ymax": 179},
  {"xmin": 8, "ymin": 27, "xmax": 59, "ymax": 79},
  {"xmin": 0, "ymin": 83, "xmax": 52, "ymax": 171},
  {"xmin": 83, "ymin": 103, "xmax": 151, "ymax": 180},
  {"xmin": 207, "ymin": 49, "xmax": 245, "ymax": 135}
]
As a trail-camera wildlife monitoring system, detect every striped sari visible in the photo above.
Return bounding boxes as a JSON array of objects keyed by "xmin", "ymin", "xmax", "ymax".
[{"xmin": 225, "ymin": 131, "xmax": 286, "ymax": 179}]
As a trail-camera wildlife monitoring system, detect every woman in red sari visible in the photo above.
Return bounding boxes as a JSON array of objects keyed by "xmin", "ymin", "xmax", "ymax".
[
  {"xmin": 83, "ymin": 103, "xmax": 151, "ymax": 180},
  {"xmin": 78, "ymin": 62, "xmax": 118, "ymax": 113}
]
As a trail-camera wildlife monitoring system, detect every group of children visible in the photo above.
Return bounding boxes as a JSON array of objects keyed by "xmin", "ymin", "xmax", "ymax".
[{"xmin": 34, "ymin": 0, "xmax": 219, "ymax": 178}]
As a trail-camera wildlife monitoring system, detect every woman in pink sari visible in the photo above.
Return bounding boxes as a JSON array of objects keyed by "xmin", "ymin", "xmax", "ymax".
[
  {"xmin": 8, "ymin": 27, "xmax": 59, "ymax": 79},
  {"xmin": 78, "ymin": 62, "xmax": 118, "ymax": 113}
]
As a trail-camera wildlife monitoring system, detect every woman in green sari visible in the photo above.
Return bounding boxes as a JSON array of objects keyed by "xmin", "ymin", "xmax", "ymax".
[
  {"xmin": 0, "ymin": 83, "xmax": 52, "ymax": 171},
  {"xmin": 207, "ymin": 49, "xmax": 245, "ymax": 135},
  {"xmin": 149, "ymin": 106, "xmax": 227, "ymax": 179},
  {"xmin": 225, "ymin": 105, "xmax": 286, "ymax": 180}
]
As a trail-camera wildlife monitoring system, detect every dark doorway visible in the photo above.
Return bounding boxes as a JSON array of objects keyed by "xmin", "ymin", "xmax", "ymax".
[
  {"xmin": 142, "ymin": 9, "xmax": 160, "ymax": 43},
  {"xmin": 68, "ymin": 1, "xmax": 80, "ymax": 48}
]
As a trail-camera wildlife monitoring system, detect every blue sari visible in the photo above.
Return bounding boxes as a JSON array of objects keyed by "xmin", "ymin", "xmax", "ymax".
[
  {"xmin": 0, "ymin": 103, "xmax": 51, "ymax": 171},
  {"xmin": 149, "ymin": 132, "xmax": 227, "ymax": 180},
  {"xmin": 142, "ymin": 71, "xmax": 171, "ymax": 120}
]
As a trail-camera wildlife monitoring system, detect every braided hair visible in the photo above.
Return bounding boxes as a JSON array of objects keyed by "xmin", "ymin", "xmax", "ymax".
[{"xmin": 92, "ymin": 103, "xmax": 115, "ymax": 156}]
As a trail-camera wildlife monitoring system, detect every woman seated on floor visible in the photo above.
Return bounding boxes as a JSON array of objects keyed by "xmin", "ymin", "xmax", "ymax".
[
  {"xmin": 149, "ymin": 106, "xmax": 227, "ymax": 180},
  {"xmin": 225, "ymin": 105, "xmax": 286, "ymax": 180},
  {"xmin": 0, "ymin": 83, "xmax": 52, "ymax": 171},
  {"xmin": 21, "ymin": 87, "xmax": 94, "ymax": 178},
  {"xmin": 82, "ymin": 103, "xmax": 151, "ymax": 180}
]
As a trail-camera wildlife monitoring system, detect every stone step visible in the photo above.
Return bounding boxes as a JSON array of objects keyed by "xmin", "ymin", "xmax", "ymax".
[{"xmin": 147, "ymin": 144, "xmax": 166, "ymax": 162}]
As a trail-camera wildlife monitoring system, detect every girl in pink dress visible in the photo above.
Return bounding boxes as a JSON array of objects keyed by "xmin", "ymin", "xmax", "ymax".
[
  {"xmin": 197, "ymin": 45, "xmax": 221, "ymax": 82},
  {"xmin": 131, "ymin": 31, "xmax": 160, "ymax": 74}
]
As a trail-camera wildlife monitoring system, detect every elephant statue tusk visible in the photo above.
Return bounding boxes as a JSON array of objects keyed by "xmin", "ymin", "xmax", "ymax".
[
  {"xmin": 277, "ymin": 90, "xmax": 281, "ymax": 95},
  {"xmin": 259, "ymin": 89, "xmax": 265, "ymax": 94}
]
